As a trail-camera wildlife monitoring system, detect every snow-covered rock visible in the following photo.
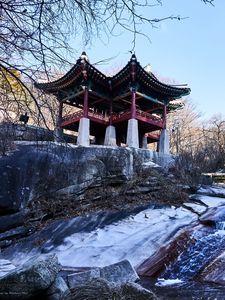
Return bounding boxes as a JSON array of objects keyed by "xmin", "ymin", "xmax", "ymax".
[
  {"xmin": 191, "ymin": 194, "xmax": 225, "ymax": 208},
  {"xmin": 67, "ymin": 260, "xmax": 139, "ymax": 289},
  {"xmin": 199, "ymin": 206, "xmax": 225, "ymax": 225},
  {"xmin": 0, "ymin": 259, "xmax": 16, "ymax": 278},
  {"xmin": 0, "ymin": 254, "xmax": 60, "ymax": 299},
  {"xmin": 53, "ymin": 207, "xmax": 197, "ymax": 269},
  {"xmin": 183, "ymin": 202, "xmax": 207, "ymax": 215},
  {"xmin": 155, "ymin": 278, "xmax": 183, "ymax": 287},
  {"xmin": 198, "ymin": 186, "xmax": 225, "ymax": 198},
  {"xmin": 66, "ymin": 278, "xmax": 157, "ymax": 300},
  {"xmin": 47, "ymin": 275, "xmax": 70, "ymax": 300},
  {"xmin": 67, "ymin": 268, "xmax": 101, "ymax": 288}
]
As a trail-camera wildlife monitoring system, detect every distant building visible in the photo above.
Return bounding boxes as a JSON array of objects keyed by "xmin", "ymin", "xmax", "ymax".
[{"xmin": 35, "ymin": 53, "xmax": 190, "ymax": 153}]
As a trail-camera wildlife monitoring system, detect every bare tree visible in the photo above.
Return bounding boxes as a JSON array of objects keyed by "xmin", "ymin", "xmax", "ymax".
[
  {"xmin": 0, "ymin": 0, "xmax": 215, "ymax": 127},
  {"xmin": 202, "ymin": 115, "xmax": 225, "ymax": 170},
  {"xmin": 168, "ymin": 99, "xmax": 202, "ymax": 155},
  {"xmin": 173, "ymin": 113, "xmax": 225, "ymax": 186}
]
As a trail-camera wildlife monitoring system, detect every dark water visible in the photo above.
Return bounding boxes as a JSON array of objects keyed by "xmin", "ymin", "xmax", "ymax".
[
  {"xmin": 163, "ymin": 230, "xmax": 225, "ymax": 280},
  {"xmin": 141, "ymin": 277, "xmax": 225, "ymax": 300},
  {"xmin": 141, "ymin": 225, "xmax": 225, "ymax": 299}
]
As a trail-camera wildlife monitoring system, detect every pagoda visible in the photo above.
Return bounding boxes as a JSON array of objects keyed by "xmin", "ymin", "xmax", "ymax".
[{"xmin": 35, "ymin": 53, "xmax": 190, "ymax": 153}]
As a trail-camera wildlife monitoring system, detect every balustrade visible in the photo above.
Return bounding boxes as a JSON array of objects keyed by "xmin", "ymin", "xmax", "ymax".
[{"xmin": 61, "ymin": 109, "xmax": 163, "ymax": 127}]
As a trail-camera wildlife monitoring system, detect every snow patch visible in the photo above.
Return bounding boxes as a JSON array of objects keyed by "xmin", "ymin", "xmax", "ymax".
[
  {"xmin": 142, "ymin": 161, "xmax": 160, "ymax": 168},
  {"xmin": 53, "ymin": 207, "xmax": 197, "ymax": 268},
  {"xmin": 155, "ymin": 278, "xmax": 184, "ymax": 286},
  {"xmin": 198, "ymin": 186, "xmax": 225, "ymax": 197},
  {"xmin": 183, "ymin": 203, "xmax": 207, "ymax": 214},
  {"xmin": 0, "ymin": 259, "xmax": 16, "ymax": 277},
  {"xmin": 195, "ymin": 195, "xmax": 225, "ymax": 207}
]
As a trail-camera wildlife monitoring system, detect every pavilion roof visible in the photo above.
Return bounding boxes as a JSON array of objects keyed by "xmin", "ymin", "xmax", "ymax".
[{"xmin": 35, "ymin": 53, "xmax": 190, "ymax": 101}]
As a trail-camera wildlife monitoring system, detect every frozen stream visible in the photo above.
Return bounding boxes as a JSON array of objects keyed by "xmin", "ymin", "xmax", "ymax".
[
  {"xmin": 53, "ymin": 206, "xmax": 197, "ymax": 268},
  {"xmin": 1, "ymin": 187, "xmax": 225, "ymax": 299}
]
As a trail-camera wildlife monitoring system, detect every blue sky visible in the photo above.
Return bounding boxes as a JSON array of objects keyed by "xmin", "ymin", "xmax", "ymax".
[{"xmin": 74, "ymin": 0, "xmax": 225, "ymax": 120}]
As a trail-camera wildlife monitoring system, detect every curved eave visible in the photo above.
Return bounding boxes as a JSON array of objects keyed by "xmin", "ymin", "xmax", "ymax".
[
  {"xmin": 137, "ymin": 63, "xmax": 191, "ymax": 99},
  {"xmin": 111, "ymin": 59, "xmax": 190, "ymax": 99},
  {"xmin": 35, "ymin": 59, "xmax": 109, "ymax": 93},
  {"xmin": 34, "ymin": 55, "xmax": 191, "ymax": 99},
  {"xmin": 34, "ymin": 63, "xmax": 82, "ymax": 93}
]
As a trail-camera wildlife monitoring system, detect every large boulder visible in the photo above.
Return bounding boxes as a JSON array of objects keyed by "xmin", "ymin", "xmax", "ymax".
[
  {"xmin": 0, "ymin": 142, "xmax": 168, "ymax": 214},
  {"xmin": 100, "ymin": 260, "xmax": 139, "ymax": 284},
  {"xmin": 0, "ymin": 143, "xmax": 137, "ymax": 213},
  {"xmin": 121, "ymin": 282, "xmax": 157, "ymax": 300},
  {"xmin": 0, "ymin": 254, "xmax": 60, "ymax": 299},
  {"xmin": 199, "ymin": 206, "xmax": 225, "ymax": 226},
  {"xmin": 66, "ymin": 278, "xmax": 116, "ymax": 300},
  {"xmin": 47, "ymin": 275, "xmax": 70, "ymax": 300},
  {"xmin": 0, "ymin": 210, "xmax": 30, "ymax": 233},
  {"xmin": 67, "ymin": 268, "xmax": 101, "ymax": 288},
  {"xmin": 67, "ymin": 260, "xmax": 139, "ymax": 289},
  {"xmin": 66, "ymin": 278, "xmax": 157, "ymax": 300}
]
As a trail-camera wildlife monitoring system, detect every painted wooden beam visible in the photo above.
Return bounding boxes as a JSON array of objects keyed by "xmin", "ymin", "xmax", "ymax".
[
  {"xmin": 61, "ymin": 90, "xmax": 84, "ymax": 102},
  {"xmin": 113, "ymin": 92, "xmax": 131, "ymax": 102},
  {"xmin": 91, "ymin": 98, "xmax": 106, "ymax": 105},
  {"xmin": 145, "ymin": 104, "xmax": 161, "ymax": 113},
  {"xmin": 90, "ymin": 90, "xmax": 110, "ymax": 101},
  {"xmin": 136, "ymin": 91, "xmax": 165, "ymax": 106}
]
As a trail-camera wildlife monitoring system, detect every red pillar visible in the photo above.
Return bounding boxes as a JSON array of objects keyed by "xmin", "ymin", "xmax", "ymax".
[
  {"xmin": 131, "ymin": 89, "xmax": 136, "ymax": 119},
  {"xmin": 163, "ymin": 104, "xmax": 167, "ymax": 129},
  {"xmin": 109, "ymin": 100, "xmax": 113, "ymax": 125},
  {"xmin": 83, "ymin": 87, "xmax": 88, "ymax": 118}
]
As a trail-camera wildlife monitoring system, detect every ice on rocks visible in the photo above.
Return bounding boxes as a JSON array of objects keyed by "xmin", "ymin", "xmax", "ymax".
[
  {"xmin": 183, "ymin": 203, "xmax": 207, "ymax": 214},
  {"xmin": 155, "ymin": 278, "xmax": 183, "ymax": 287},
  {"xmin": 198, "ymin": 186, "xmax": 225, "ymax": 197},
  {"xmin": 0, "ymin": 259, "xmax": 16, "ymax": 277},
  {"xmin": 54, "ymin": 207, "xmax": 197, "ymax": 268},
  {"xmin": 194, "ymin": 195, "xmax": 225, "ymax": 207}
]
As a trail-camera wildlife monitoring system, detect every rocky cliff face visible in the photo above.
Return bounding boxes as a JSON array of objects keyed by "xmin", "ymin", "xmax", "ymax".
[
  {"xmin": 2, "ymin": 142, "xmax": 225, "ymax": 299},
  {"xmin": 0, "ymin": 142, "xmax": 176, "ymax": 213},
  {"xmin": 0, "ymin": 142, "xmax": 133, "ymax": 212},
  {"xmin": 0, "ymin": 141, "xmax": 184, "ymax": 249}
]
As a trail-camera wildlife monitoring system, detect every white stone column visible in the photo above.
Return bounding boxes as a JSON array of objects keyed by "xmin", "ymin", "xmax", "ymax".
[
  {"xmin": 159, "ymin": 129, "xmax": 170, "ymax": 154},
  {"xmin": 104, "ymin": 125, "xmax": 117, "ymax": 146},
  {"xmin": 126, "ymin": 118, "xmax": 139, "ymax": 148},
  {"xmin": 77, "ymin": 117, "xmax": 90, "ymax": 146}
]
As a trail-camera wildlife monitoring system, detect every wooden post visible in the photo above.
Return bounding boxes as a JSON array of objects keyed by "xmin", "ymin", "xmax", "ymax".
[
  {"xmin": 109, "ymin": 100, "xmax": 113, "ymax": 125},
  {"xmin": 131, "ymin": 89, "xmax": 136, "ymax": 119},
  {"xmin": 83, "ymin": 87, "xmax": 88, "ymax": 118}
]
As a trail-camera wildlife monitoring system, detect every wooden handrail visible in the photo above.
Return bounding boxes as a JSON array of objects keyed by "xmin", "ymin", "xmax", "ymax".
[
  {"xmin": 62, "ymin": 109, "xmax": 163, "ymax": 126},
  {"xmin": 62, "ymin": 110, "xmax": 110, "ymax": 123}
]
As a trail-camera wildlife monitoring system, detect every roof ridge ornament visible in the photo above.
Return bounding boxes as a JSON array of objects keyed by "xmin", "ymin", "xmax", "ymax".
[
  {"xmin": 144, "ymin": 64, "xmax": 152, "ymax": 74},
  {"xmin": 131, "ymin": 53, "xmax": 137, "ymax": 61},
  {"xmin": 80, "ymin": 51, "xmax": 89, "ymax": 63}
]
